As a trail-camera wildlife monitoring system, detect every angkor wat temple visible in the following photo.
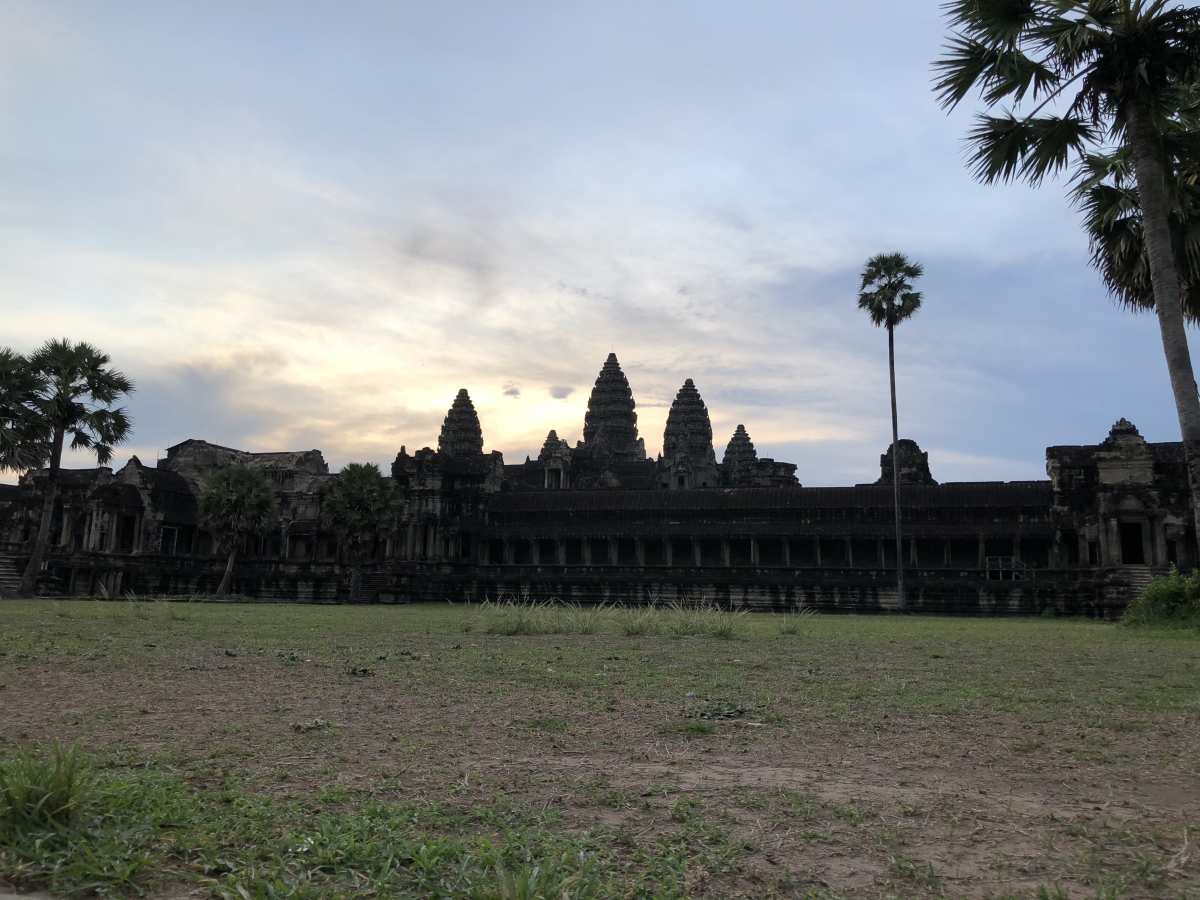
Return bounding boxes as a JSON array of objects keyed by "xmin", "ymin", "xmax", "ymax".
[{"xmin": 0, "ymin": 353, "xmax": 1190, "ymax": 615}]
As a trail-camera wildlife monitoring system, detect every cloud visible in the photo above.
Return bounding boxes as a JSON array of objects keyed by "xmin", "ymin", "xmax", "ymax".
[{"xmin": 5, "ymin": 2, "xmax": 1199, "ymax": 487}]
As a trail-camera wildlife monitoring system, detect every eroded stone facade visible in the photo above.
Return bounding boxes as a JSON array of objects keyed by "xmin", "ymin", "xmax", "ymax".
[{"xmin": 0, "ymin": 356, "xmax": 1184, "ymax": 615}]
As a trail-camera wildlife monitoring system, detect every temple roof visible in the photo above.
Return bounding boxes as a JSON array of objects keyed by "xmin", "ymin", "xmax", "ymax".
[
  {"xmin": 438, "ymin": 389, "xmax": 484, "ymax": 459},
  {"xmin": 489, "ymin": 481, "xmax": 1053, "ymax": 513},
  {"xmin": 581, "ymin": 353, "xmax": 644, "ymax": 459}
]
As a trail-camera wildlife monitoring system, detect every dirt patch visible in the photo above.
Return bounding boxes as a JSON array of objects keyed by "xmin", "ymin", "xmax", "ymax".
[{"xmin": 2, "ymin": 605, "xmax": 1198, "ymax": 897}]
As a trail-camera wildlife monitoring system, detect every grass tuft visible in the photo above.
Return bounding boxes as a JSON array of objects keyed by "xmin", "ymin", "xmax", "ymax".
[{"xmin": 0, "ymin": 743, "xmax": 91, "ymax": 834}]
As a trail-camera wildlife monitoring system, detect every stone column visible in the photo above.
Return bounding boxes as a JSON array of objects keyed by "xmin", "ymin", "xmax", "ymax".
[
  {"xmin": 664, "ymin": 537, "xmax": 674, "ymax": 566},
  {"xmin": 877, "ymin": 539, "xmax": 886, "ymax": 568},
  {"xmin": 750, "ymin": 538, "xmax": 760, "ymax": 566},
  {"xmin": 635, "ymin": 539, "xmax": 646, "ymax": 567},
  {"xmin": 943, "ymin": 539, "xmax": 951, "ymax": 567},
  {"xmin": 909, "ymin": 537, "xmax": 917, "ymax": 566},
  {"xmin": 845, "ymin": 537, "xmax": 854, "ymax": 568},
  {"xmin": 556, "ymin": 539, "xmax": 567, "ymax": 565},
  {"xmin": 531, "ymin": 539, "xmax": 541, "ymax": 566},
  {"xmin": 721, "ymin": 539, "xmax": 731, "ymax": 568},
  {"xmin": 502, "ymin": 538, "xmax": 514, "ymax": 565},
  {"xmin": 1108, "ymin": 519, "xmax": 1122, "ymax": 565},
  {"xmin": 977, "ymin": 534, "xmax": 986, "ymax": 569},
  {"xmin": 608, "ymin": 537, "xmax": 618, "ymax": 566},
  {"xmin": 692, "ymin": 538, "xmax": 702, "ymax": 567},
  {"xmin": 1013, "ymin": 534, "xmax": 1022, "ymax": 564},
  {"xmin": 783, "ymin": 538, "xmax": 793, "ymax": 567},
  {"xmin": 1154, "ymin": 518, "xmax": 1168, "ymax": 566},
  {"xmin": 583, "ymin": 538, "xmax": 593, "ymax": 565}
]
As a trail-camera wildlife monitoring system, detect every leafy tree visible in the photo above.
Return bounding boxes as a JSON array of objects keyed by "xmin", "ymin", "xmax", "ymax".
[
  {"xmin": 934, "ymin": 0, "xmax": 1200, "ymax": 552},
  {"xmin": 321, "ymin": 463, "xmax": 395, "ymax": 601},
  {"xmin": 199, "ymin": 465, "xmax": 277, "ymax": 596},
  {"xmin": 0, "ymin": 350, "xmax": 50, "ymax": 475},
  {"xmin": 18, "ymin": 340, "xmax": 133, "ymax": 596},
  {"xmin": 858, "ymin": 252, "xmax": 924, "ymax": 610}
]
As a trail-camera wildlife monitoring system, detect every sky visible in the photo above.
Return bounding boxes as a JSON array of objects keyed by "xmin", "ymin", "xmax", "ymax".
[{"xmin": 2, "ymin": 1, "xmax": 1194, "ymax": 486}]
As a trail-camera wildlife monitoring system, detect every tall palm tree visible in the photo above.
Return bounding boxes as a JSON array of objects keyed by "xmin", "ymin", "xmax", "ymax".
[
  {"xmin": 858, "ymin": 252, "xmax": 924, "ymax": 611},
  {"xmin": 934, "ymin": 0, "xmax": 1200, "ymax": 554},
  {"xmin": 1073, "ymin": 125, "xmax": 1200, "ymax": 319},
  {"xmin": 199, "ymin": 465, "xmax": 277, "ymax": 596},
  {"xmin": 18, "ymin": 340, "xmax": 133, "ymax": 596},
  {"xmin": 0, "ymin": 349, "xmax": 50, "ymax": 476},
  {"xmin": 321, "ymin": 462, "xmax": 395, "ymax": 601}
]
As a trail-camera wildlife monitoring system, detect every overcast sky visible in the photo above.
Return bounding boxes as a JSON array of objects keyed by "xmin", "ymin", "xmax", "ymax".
[{"xmin": 3, "ymin": 2, "xmax": 1193, "ymax": 486}]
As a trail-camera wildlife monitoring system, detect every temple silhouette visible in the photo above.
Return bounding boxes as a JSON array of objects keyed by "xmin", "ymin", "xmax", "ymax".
[{"xmin": 0, "ymin": 354, "xmax": 1186, "ymax": 614}]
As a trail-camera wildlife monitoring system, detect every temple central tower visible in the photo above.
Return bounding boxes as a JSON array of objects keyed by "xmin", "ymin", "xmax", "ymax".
[{"xmin": 581, "ymin": 353, "xmax": 646, "ymax": 459}]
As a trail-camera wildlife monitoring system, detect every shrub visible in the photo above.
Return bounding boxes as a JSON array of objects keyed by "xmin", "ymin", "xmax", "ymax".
[
  {"xmin": 1123, "ymin": 568, "xmax": 1200, "ymax": 627},
  {"xmin": 0, "ymin": 743, "xmax": 91, "ymax": 834}
]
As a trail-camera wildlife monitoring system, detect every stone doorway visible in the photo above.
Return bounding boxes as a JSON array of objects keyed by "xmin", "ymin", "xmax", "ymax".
[{"xmin": 1119, "ymin": 522, "xmax": 1145, "ymax": 565}]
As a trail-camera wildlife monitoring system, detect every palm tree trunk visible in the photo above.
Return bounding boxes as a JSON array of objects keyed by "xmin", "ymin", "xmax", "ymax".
[
  {"xmin": 216, "ymin": 545, "xmax": 237, "ymax": 595},
  {"xmin": 888, "ymin": 324, "xmax": 905, "ymax": 610},
  {"xmin": 1129, "ymin": 103, "xmax": 1200, "ymax": 563},
  {"xmin": 19, "ymin": 425, "xmax": 64, "ymax": 596}
]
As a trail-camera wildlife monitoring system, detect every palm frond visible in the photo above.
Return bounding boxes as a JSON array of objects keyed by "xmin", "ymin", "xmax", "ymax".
[
  {"xmin": 941, "ymin": 0, "xmax": 1042, "ymax": 46},
  {"xmin": 966, "ymin": 113, "xmax": 1095, "ymax": 184}
]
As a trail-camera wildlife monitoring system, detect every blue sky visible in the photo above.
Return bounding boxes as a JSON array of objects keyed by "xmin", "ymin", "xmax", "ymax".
[{"xmin": 3, "ymin": 1, "xmax": 1192, "ymax": 485}]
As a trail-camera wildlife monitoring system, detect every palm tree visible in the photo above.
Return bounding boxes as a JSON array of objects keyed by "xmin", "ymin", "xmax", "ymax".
[
  {"xmin": 321, "ymin": 463, "xmax": 395, "ymax": 601},
  {"xmin": 18, "ymin": 340, "xmax": 133, "ymax": 596},
  {"xmin": 858, "ymin": 253, "xmax": 924, "ymax": 611},
  {"xmin": 0, "ymin": 350, "xmax": 50, "ymax": 476},
  {"xmin": 199, "ymin": 465, "xmax": 277, "ymax": 596},
  {"xmin": 1073, "ymin": 126, "xmax": 1200, "ymax": 319},
  {"xmin": 934, "ymin": 0, "xmax": 1200, "ymax": 554}
]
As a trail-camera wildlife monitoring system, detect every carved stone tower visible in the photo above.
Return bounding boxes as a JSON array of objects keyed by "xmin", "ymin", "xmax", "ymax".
[
  {"xmin": 722, "ymin": 424, "xmax": 758, "ymax": 479},
  {"xmin": 581, "ymin": 353, "xmax": 645, "ymax": 459},
  {"xmin": 877, "ymin": 438, "xmax": 936, "ymax": 486},
  {"xmin": 538, "ymin": 429, "xmax": 572, "ymax": 489},
  {"xmin": 660, "ymin": 378, "xmax": 719, "ymax": 489},
  {"xmin": 438, "ymin": 389, "xmax": 484, "ymax": 459}
]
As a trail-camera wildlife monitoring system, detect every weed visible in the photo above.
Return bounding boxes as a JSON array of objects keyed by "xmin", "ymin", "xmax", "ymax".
[
  {"xmin": 0, "ymin": 743, "xmax": 91, "ymax": 833},
  {"xmin": 832, "ymin": 803, "xmax": 867, "ymax": 826},
  {"xmin": 888, "ymin": 853, "xmax": 942, "ymax": 890}
]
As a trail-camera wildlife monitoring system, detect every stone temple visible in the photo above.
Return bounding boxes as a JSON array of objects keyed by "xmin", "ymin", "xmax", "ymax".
[{"xmin": 0, "ymin": 355, "xmax": 1188, "ymax": 614}]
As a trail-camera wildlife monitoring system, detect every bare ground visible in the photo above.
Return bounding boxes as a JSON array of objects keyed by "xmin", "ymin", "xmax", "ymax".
[{"xmin": 1, "ymin": 604, "xmax": 1197, "ymax": 897}]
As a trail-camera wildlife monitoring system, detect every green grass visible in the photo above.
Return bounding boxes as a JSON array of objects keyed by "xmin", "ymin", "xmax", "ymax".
[
  {"xmin": 0, "ymin": 749, "xmax": 690, "ymax": 898},
  {"xmin": 1, "ymin": 599, "xmax": 1198, "ymax": 897}
]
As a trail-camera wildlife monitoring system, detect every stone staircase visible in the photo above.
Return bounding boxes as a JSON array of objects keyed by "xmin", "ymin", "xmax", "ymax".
[
  {"xmin": 0, "ymin": 556, "xmax": 22, "ymax": 597},
  {"xmin": 1123, "ymin": 565, "xmax": 1164, "ymax": 602}
]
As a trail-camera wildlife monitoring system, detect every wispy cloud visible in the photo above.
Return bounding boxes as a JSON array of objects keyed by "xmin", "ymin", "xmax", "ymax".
[{"xmin": 2, "ymin": 1, "xmax": 1196, "ymax": 486}]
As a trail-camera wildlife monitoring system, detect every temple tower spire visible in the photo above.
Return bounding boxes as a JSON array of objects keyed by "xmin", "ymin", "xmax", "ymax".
[
  {"xmin": 438, "ymin": 389, "xmax": 484, "ymax": 458},
  {"xmin": 722, "ymin": 424, "xmax": 758, "ymax": 474},
  {"xmin": 660, "ymin": 378, "xmax": 718, "ymax": 489},
  {"xmin": 581, "ymin": 353, "xmax": 645, "ymax": 459}
]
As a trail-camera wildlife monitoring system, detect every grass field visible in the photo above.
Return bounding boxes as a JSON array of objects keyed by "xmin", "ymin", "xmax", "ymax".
[{"xmin": 1, "ymin": 599, "xmax": 1198, "ymax": 898}]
